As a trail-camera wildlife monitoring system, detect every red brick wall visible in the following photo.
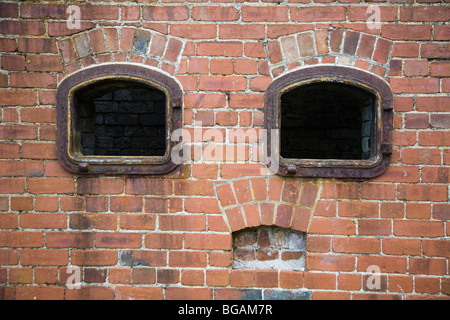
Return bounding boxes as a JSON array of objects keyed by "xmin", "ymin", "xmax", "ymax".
[{"xmin": 0, "ymin": 1, "xmax": 449, "ymax": 300}]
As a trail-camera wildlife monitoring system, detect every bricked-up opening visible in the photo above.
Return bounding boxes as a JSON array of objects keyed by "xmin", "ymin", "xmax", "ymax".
[
  {"xmin": 233, "ymin": 226, "xmax": 306, "ymax": 271},
  {"xmin": 280, "ymin": 82, "xmax": 376, "ymax": 161},
  {"xmin": 264, "ymin": 65, "xmax": 394, "ymax": 178},
  {"xmin": 74, "ymin": 80, "xmax": 166, "ymax": 157},
  {"xmin": 57, "ymin": 63, "xmax": 183, "ymax": 175}
]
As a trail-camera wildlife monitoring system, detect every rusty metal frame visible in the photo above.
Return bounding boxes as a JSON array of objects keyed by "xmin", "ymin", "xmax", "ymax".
[
  {"xmin": 264, "ymin": 65, "xmax": 393, "ymax": 179},
  {"xmin": 56, "ymin": 63, "xmax": 183, "ymax": 175}
]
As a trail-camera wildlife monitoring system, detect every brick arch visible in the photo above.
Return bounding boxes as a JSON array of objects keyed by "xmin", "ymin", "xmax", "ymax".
[
  {"xmin": 56, "ymin": 26, "xmax": 184, "ymax": 76},
  {"xmin": 214, "ymin": 177, "xmax": 321, "ymax": 234},
  {"xmin": 265, "ymin": 28, "xmax": 393, "ymax": 79}
]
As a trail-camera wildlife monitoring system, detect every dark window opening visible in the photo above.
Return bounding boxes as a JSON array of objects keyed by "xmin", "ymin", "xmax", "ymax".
[
  {"xmin": 280, "ymin": 82, "xmax": 376, "ymax": 161},
  {"xmin": 56, "ymin": 63, "xmax": 183, "ymax": 175},
  {"xmin": 74, "ymin": 80, "xmax": 167, "ymax": 157},
  {"xmin": 263, "ymin": 65, "xmax": 394, "ymax": 178}
]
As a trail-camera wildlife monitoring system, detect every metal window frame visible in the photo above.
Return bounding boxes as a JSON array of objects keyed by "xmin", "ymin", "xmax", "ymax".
[
  {"xmin": 264, "ymin": 65, "xmax": 393, "ymax": 179},
  {"xmin": 56, "ymin": 63, "xmax": 183, "ymax": 175}
]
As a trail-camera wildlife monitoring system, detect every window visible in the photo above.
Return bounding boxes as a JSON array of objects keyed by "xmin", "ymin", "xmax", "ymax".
[
  {"xmin": 264, "ymin": 65, "xmax": 393, "ymax": 178},
  {"xmin": 57, "ymin": 63, "xmax": 182, "ymax": 175}
]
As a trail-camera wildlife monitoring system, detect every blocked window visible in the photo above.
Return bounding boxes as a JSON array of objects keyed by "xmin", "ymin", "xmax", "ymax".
[
  {"xmin": 57, "ymin": 63, "xmax": 182, "ymax": 175},
  {"xmin": 233, "ymin": 226, "xmax": 306, "ymax": 271},
  {"xmin": 264, "ymin": 65, "xmax": 393, "ymax": 178}
]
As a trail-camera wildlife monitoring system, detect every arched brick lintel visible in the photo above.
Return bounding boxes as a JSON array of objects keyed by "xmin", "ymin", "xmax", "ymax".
[
  {"xmin": 266, "ymin": 29, "xmax": 394, "ymax": 79},
  {"xmin": 56, "ymin": 26, "xmax": 185, "ymax": 77},
  {"xmin": 214, "ymin": 177, "xmax": 321, "ymax": 234}
]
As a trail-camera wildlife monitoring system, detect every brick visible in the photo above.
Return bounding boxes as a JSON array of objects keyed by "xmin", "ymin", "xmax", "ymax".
[
  {"xmin": 255, "ymin": 270, "xmax": 278, "ymax": 288},
  {"xmin": 392, "ymin": 42, "xmax": 419, "ymax": 58},
  {"xmin": 122, "ymin": 6, "xmax": 140, "ymax": 21},
  {"xmin": 348, "ymin": 6, "xmax": 398, "ymax": 22},
  {"xmin": 390, "ymin": 78, "xmax": 439, "ymax": 94},
  {"xmin": 71, "ymin": 250, "xmax": 117, "ymax": 266},
  {"xmin": 133, "ymin": 268, "xmax": 156, "ymax": 284},
  {"xmin": 159, "ymin": 215, "xmax": 206, "ymax": 231},
  {"xmin": 0, "ymin": 3, "xmax": 18, "ymax": 18},
  {"xmin": 66, "ymin": 287, "xmax": 114, "ymax": 300},
  {"xmin": 34, "ymin": 267, "xmax": 58, "ymax": 285},
  {"xmin": 304, "ymin": 272, "xmax": 336, "ymax": 290},
  {"xmin": 199, "ymin": 76, "xmax": 247, "ymax": 91},
  {"xmin": 169, "ymin": 251, "xmax": 207, "ymax": 268},
  {"xmin": 433, "ymin": 204, "xmax": 450, "ymax": 220},
  {"xmin": 226, "ymin": 207, "xmax": 246, "ymax": 232},
  {"xmin": 410, "ymin": 258, "xmax": 447, "ymax": 275},
  {"xmin": 145, "ymin": 233, "xmax": 182, "ymax": 250},
  {"xmin": 397, "ymin": 184, "xmax": 448, "ymax": 202},
  {"xmin": 125, "ymin": 178, "xmax": 172, "ymax": 195},
  {"xmin": 120, "ymin": 214, "xmax": 155, "ymax": 231},
  {"xmin": 298, "ymin": 7, "xmax": 346, "ymax": 21},
  {"xmin": 110, "ymin": 196, "xmax": 142, "ymax": 213},
  {"xmin": 422, "ymin": 43, "xmax": 450, "ymax": 59},
  {"xmin": 244, "ymin": 42, "xmax": 266, "ymax": 58},
  {"xmin": 115, "ymin": 287, "xmax": 163, "ymax": 300},
  {"xmin": 229, "ymin": 93, "xmax": 264, "ymax": 109},
  {"xmin": 339, "ymin": 201, "xmax": 379, "ymax": 218},
  {"xmin": 20, "ymin": 213, "xmax": 67, "ymax": 229},
  {"xmin": 143, "ymin": 6, "xmax": 189, "ymax": 21},
  {"xmin": 0, "ymin": 178, "xmax": 25, "ymax": 194},
  {"xmin": 166, "ymin": 287, "xmax": 212, "ymax": 300},
  {"xmin": 297, "ymin": 32, "xmax": 315, "ymax": 57},
  {"xmin": 343, "ymin": 31, "xmax": 360, "ymax": 55},
  {"xmin": 0, "ymin": 231, "xmax": 43, "ymax": 248},
  {"xmin": 400, "ymin": 6, "xmax": 450, "ymax": 22},
  {"xmin": 27, "ymin": 178, "xmax": 74, "ymax": 194},
  {"xmin": 0, "ymin": 20, "xmax": 45, "ymax": 36},
  {"xmin": 70, "ymin": 213, "xmax": 117, "ymax": 231},
  {"xmin": 197, "ymin": 41, "xmax": 243, "ymax": 57},
  {"xmin": 430, "ymin": 61, "xmax": 450, "ymax": 77},
  {"xmin": 0, "ymin": 38, "xmax": 17, "ymax": 52},
  {"xmin": 309, "ymin": 217, "xmax": 356, "ymax": 235},
  {"xmin": 434, "ymin": 25, "xmax": 450, "ymax": 40},
  {"xmin": 402, "ymin": 148, "xmax": 441, "ymax": 165},
  {"xmin": 423, "ymin": 240, "xmax": 450, "ymax": 258},
  {"xmin": 172, "ymin": 24, "xmax": 216, "ymax": 39},
  {"xmin": 184, "ymin": 93, "xmax": 227, "ymax": 109},
  {"xmin": 234, "ymin": 59, "xmax": 257, "ymax": 75},
  {"xmin": 360, "ymin": 184, "xmax": 396, "ymax": 200},
  {"xmin": 383, "ymin": 238, "xmax": 421, "ymax": 256},
  {"xmin": 35, "ymin": 196, "xmax": 58, "ymax": 212},
  {"xmin": 416, "ymin": 97, "xmax": 450, "ymax": 112},
  {"xmin": 219, "ymin": 24, "xmax": 265, "ymax": 39},
  {"xmin": 267, "ymin": 40, "xmax": 283, "ymax": 64},
  {"xmin": 21, "ymin": 249, "xmax": 68, "ymax": 266},
  {"xmin": 242, "ymin": 6, "xmax": 288, "ymax": 22},
  {"xmin": 10, "ymin": 73, "xmax": 56, "ymax": 89},
  {"xmin": 79, "ymin": 178, "xmax": 124, "ymax": 195},
  {"xmin": 394, "ymin": 220, "xmax": 444, "ymax": 238},
  {"xmin": 333, "ymin": 237, "xmax": 381, "ymax": 254},
  {"xmin": 419, "ymin": 131, "xmax": 450, "ymax": 147},
  {"xmin": 1, "ymin": 55, "xmax": 25, "ymax": 71},
  {"xmin": 358, "ymin": 256, "xmax": 407, "ymax": 274},
  {"xmin": 321, "ymin": 182, "xmax": 360, "ymax": 199},
  {"xmin": 404, "ymin": 60, "xmax": 429, "ymax": 76},
  {"xmin": 0, "ymin": 160, "xmax": 44, "ymax": 177},
  {"xmin": 404, "ymin": 113, "xmax": 429, "ymax": 129},
  {"xmin": 16, "ymin": 286, "xmax": 64, "ymax": 300},
  {"xmin": 307, "ymin": 253, "xmax": 355, "ymax": 272},
  {"xmin": 84, "ymin": 268, "xmax": 107, "ymax": 284},
  {"xmin": 381, "ymin": 25, "xmax": 431, "ymax": 41},
  {"xmin": 46, "ymin": 232, "xmax": 93, "ymax": 248},
  {"xmin": 422, "ymin": 167, "xmax": 450, "ymax": 184},
  {"xmin": 95, "ymin": 232, "xmax": 141, "ymax": 249},
  {"xmin": 192, "ymin": 6, "xmax": 239, "ymax": 21},
  {"xmin": 0, "ymin": 91, "xmax": 37, "ymax": 106}
]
